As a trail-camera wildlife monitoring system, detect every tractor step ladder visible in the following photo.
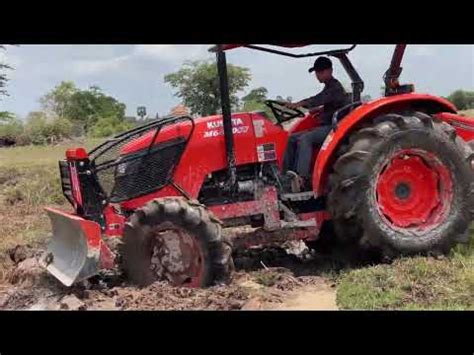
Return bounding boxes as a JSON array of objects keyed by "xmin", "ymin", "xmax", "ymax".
[
  {"xmin": 280, "ymin": 191, "xmax": 315, "ymax": 202},
  {"xmin": 280, "ymin": 219, "xmax": 317, "ymax": 229}
]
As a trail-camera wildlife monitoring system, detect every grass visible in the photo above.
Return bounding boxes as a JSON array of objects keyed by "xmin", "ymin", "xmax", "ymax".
[
  {"xmin": 336, "ymin": 236, "xmax": 474, "ymax": 310},
  {"xmin": 0, "ymin": 139, "xmax": 104, "ymax": 281},
  {"xmin": 0, "ymin": 138, "xmax": 104, "ymax": 169}
]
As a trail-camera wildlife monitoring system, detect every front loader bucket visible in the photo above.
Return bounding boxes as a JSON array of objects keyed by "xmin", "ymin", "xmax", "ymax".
[{"xmin": 40, "ymin": 208, "xmax": 102, "ymax": 287}]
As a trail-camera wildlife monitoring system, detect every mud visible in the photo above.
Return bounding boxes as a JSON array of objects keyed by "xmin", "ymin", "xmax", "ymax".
[{"xmin": 0, "ymin": 241, "xmax": 341, "ymax": 311}]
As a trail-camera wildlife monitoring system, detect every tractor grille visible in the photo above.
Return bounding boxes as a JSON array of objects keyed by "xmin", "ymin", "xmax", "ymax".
[
  {"xmin": 88, "ymin": 116, "xmax": 194, "ymax": 203},
  {"xmin": 97, "ymin": 138, "xmax": 186, "ymax": 202}
]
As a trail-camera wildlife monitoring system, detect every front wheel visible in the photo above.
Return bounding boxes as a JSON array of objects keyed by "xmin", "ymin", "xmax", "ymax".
[
  {"xmin": 120, "ymin": 197, "xmax": 234, "ymax": 288},
  {"xmin": 328, "ymin": 112, "xmax": 474, "ymax": 257}
]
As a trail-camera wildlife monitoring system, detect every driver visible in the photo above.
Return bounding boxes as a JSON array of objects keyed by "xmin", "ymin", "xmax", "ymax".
[{"xmin": 282, "ymin": 56, "xmax": 349, "ymax": 191}]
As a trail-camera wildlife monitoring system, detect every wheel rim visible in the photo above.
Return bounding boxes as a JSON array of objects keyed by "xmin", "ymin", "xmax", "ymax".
[
  {"xmin": 150, "ymin": 225, "xmax": 205, "ymax": 287},
  {"xmin": 375, "ymin": 149, "xmax": 453, "ymax": 229}
]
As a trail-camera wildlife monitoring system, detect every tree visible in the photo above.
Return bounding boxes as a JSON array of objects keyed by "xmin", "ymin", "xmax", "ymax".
[
  {"xmin": 241, "ymin": 87, "xmax": 273, "ymax": 116},
  {"xmin": 40, "ymin": 82, "xmax": 127, "ymax": 134},
  {"xmin": 242, "ymin": 87, "xmax": 268, "ymax": 103},
  {"xmin": 65, "ymin": 86, "xmax": 126, "ymax": 132},
  {"xmin": 447, "ymin": 90, "xmax": 474, "ymax": 110},
  {"xmin": 0, "ymin": 111, "xmax": 15, "ymax": 122},
  {"xmin": 89, "ymin": 115, "xmax": 133, "ymax": 138},
  {"xmin": 39, "ymin": 81, "xmax": 78, "ymax": 118},
  {"xmin": 0, "ymin": 45, "xmax": 12, "ymax": 97},
  {"xmin": 164, "ymin": 60, "xmax": 251, "ymax": 116}
]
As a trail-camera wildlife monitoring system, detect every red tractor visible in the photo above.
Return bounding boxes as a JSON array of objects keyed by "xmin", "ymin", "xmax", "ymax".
[{"xmin": 41, "ymin": 44, "xmax": 474, "ymax": 288}]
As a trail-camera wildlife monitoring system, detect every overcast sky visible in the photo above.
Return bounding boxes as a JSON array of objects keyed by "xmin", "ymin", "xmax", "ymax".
[{"xmin": 0, "ymin": 45, "xmax": 473, "ymax": 119}]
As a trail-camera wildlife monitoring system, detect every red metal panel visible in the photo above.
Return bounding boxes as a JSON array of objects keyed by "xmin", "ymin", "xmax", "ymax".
[
  {"xmin": 103, "ymin": 205, "xmax": 126, "ymax": 237},
  {"xmin": 120, "ymin": 113, "xmax": 288, "ymax": 210},
  {"xmin": 209, "ymin": 187, "xmax": 280, "ymax": 230},
  {"xmin": 209, "ymin": 200, "xmax": 263, "ymax": 220}
]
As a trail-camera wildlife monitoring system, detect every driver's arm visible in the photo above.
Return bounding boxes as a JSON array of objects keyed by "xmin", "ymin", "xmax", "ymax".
[{"xmin": 299, "ymin": 84, "xmax": 338, "ymax": 109}]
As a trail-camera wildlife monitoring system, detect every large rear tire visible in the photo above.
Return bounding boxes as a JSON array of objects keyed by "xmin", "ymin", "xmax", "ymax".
[
  {"xmin": 120, "ymin": 197, "xmax": 234, "ymax": 288},
  {"xmin": 328, "ymin": 112, "xmax": 474, "ymax": 257}
]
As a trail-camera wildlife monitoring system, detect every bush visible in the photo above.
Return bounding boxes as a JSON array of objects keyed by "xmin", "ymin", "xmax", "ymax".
[
  {"xmin": 50, "ymin": 117, "xmax": 73, "ymax": 140},
  {"xmin": 89, "ymin": 115, "xmax": 134, "ymax": 138},
  {"xmin": 447, "ymin": 90, "xmax": 474, "ymax": 110},
  {"xmin": 24, "ymin": 113, "xmax": 73, "ymax": 145},
  {"xmin": 0, "ymin": 118, "xmax": 24, "ymax": 140}
]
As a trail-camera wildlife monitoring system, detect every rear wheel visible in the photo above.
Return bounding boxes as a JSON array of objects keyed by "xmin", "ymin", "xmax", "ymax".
[
  {"xmin": 120, "ymin": 197, "xmax": 234, "ymax": 288},
  {"xmin": 328, "ymin": 112, "xmax": 474, "ymax": 257}
]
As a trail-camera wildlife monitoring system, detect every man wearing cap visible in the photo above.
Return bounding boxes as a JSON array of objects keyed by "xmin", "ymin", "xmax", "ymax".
[{"xmin": 282, "ymin": 56, "xmax": 350, "ymax": 191}]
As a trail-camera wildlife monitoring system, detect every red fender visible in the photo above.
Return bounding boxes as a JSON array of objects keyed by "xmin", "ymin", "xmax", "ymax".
[{"xmin": 311, "ymin": 93, "xmax": 457, "ymax": 197}]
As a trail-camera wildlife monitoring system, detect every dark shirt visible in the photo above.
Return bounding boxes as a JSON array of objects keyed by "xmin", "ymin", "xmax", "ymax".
[{"xmin": 301, "ymin": 77, "xmax": 350, "ymax": 125}]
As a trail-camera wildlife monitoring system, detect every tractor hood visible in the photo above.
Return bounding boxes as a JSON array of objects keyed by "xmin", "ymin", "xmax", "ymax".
[
  {"xmin": 119, "ymin": 113, "xmax": 254, "ymax": 156},
  {"xmin": 120, "ymin": 119, "xmax": 194, "ymax": 156}
]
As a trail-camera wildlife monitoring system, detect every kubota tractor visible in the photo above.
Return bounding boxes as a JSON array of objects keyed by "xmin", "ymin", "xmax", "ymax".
[{"xmin": 41, "ymin": 44, "xmax": 474, "ymax": 288}]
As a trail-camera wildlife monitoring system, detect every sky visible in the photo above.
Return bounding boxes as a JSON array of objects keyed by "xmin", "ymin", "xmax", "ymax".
[{"xmin": 0, "ymin": 45, "xmax": 473, "ymax": 119}]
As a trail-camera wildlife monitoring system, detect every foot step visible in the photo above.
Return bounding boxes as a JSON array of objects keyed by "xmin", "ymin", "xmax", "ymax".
[
  {"xmin": 280, "ymin": 191, "xmax": 315, "ymax": 202},
  {"xmin": 281, "ymin": 219, "xmax": 317, "ymax": 228}
]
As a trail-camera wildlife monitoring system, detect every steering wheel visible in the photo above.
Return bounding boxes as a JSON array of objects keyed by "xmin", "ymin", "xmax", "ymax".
[{"xmin": 264, "ymin": 100, "xmax": 305, "ymax": 124}]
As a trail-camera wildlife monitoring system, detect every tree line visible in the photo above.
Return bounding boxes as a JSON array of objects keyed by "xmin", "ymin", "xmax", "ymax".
[
  {"xmin": 1, "ymin": 50, "xmax": 473, "ymax": 146},
  {"xmin": 446, "ymin": 90, "xmax": 474, "ymax": 111},
  {"xmin": 0, "ymin": 81, "xmax": 133, "ymax": 145}
]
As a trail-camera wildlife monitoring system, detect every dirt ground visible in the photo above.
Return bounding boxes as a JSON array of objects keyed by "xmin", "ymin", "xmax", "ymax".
[{"xmin": 0, "ymin": 241, "xmax": 339, "ymax": 311}]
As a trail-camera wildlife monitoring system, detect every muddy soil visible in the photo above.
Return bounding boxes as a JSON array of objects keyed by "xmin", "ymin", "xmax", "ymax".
[{"xmin": 0, "ymin": 241, "xmax": 340, "ymax": 311}]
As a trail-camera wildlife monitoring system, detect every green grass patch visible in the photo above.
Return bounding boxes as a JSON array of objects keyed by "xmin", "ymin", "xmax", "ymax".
[
  {"xmin": 0, "ymin": 138, "xmax": 105, "ymax": 169},
  {"xmin": 336, "ymin": 237, "xmax": 474, "ymax": 310}
]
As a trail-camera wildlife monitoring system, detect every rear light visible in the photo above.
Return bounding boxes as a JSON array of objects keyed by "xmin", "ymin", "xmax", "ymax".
[{"xmin": 66, "ymin": 148, "xmax": 88, "ymax": 160}]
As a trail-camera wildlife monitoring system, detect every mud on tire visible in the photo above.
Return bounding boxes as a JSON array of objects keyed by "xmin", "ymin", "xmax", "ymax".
[
  {"xmin": 120, "ymin": 197, "xmax": 234, "ymax": 288},
  {"xmin": 328, "ymin": 111, "xmax": 474, "ymax": 258}
]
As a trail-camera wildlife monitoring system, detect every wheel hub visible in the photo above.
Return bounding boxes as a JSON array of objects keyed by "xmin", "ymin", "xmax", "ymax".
[
  {"xmin": 150, "ymin": 226, "xmax": 204, "ymax": 287},
  {"xmin": 376, "ymin": 149, "xmax": 453, "ymax": 229},
  {"xmin": 394, "ymin": 182, "xmax": 411, "ymax": 200}
]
